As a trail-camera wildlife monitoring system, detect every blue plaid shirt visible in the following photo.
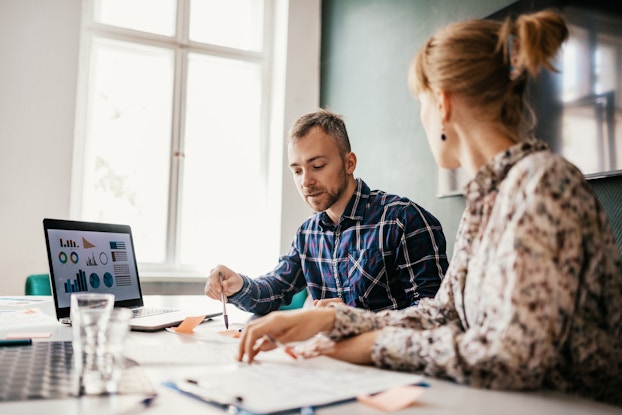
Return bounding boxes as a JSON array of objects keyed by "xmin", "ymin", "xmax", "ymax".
[{"xmin": 229, "ymin": 179, "xmax": 448, "ymax": 315}]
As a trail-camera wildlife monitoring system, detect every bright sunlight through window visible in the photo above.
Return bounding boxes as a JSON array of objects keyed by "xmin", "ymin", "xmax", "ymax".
[{"xmin": 75, "ymin": 0, "xmax": 274, "ymax": 278}]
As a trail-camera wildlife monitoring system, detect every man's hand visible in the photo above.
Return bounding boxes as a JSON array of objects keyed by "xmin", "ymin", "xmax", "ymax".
[
  {"xmin": 313, "ymin": 298, "xmax": 345, "ymax": 307},
  {"xmin": 204, "ymin": 265, "xmax": 244, "ymax": 300}
]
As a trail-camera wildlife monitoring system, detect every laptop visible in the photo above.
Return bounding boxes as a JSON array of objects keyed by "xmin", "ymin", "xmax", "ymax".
[{"xmin": 43, "ymin": 218, "xmax": 221, "ymax": 332}]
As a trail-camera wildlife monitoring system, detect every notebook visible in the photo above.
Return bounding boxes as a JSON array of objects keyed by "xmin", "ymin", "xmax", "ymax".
[{"xmin": 42, "ymin": 218, "xmax": 221, "ymax": 332}]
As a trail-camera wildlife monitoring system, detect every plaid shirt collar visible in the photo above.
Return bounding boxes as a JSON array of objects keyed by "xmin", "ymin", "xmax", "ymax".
[{"xmin": 318, "ymin": 178, "xmax": 368, "ymax": 229}]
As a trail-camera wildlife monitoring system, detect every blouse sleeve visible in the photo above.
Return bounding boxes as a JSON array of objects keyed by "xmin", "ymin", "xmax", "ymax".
[
  {"xmin": 327, "ymin": 262, "xmax": 462, "ymax": 337},
  {"xmin": 367, "ymin": 161, "xmax": 588, "ymax": 390}
]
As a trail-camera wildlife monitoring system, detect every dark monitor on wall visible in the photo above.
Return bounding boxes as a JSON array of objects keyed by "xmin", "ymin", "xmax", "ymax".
[{"xmin": 489, "ymin": 0, "xmax": 622, "ymax": 179}]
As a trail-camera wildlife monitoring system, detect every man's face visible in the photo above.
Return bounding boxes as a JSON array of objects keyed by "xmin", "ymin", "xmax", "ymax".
[{"xmin": 287, "ymin": 126, "xmax": 350, "ymax": 212}]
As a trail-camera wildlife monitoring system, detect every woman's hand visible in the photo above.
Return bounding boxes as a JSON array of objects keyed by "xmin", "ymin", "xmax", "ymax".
[
  {"xmin": 238, "ymin": 307, "xmax": 336, "ymax": 363},
  {"xmin": 326, "ymin": 331, "xmax": 378, "ymax": 365}
]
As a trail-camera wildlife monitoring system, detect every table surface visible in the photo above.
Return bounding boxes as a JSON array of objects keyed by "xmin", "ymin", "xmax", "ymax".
[{"xmin": 1, "ymin": 295, "xmax": 621, "ymax": 415}]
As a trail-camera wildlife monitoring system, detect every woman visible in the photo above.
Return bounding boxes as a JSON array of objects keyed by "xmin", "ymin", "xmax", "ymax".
[{"xmin": 238, "ymin": 10, "xmax": 622, "ymax": 405}]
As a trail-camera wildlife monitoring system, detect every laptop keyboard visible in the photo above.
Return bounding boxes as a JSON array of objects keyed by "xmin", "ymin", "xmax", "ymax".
[
  {"xmin": 131, "ymin": 307, "xmax": 176, "ymax": 319},
  {"xmin": 0, "ymin": 341, "xmax": 74, "ymax": 401},
  {"xmin": 0, "ymin": 341, "xmax": 154, "ymax": 402}
]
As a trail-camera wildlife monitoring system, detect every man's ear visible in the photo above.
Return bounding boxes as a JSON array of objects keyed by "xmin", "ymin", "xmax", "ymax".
[
  {"xmin": 435, "ymin": 89, "xmax": 452, "ymax": 123},
  {"xmin": 345, "ymin": 151, "xmax": 357, "ymax": 174}
]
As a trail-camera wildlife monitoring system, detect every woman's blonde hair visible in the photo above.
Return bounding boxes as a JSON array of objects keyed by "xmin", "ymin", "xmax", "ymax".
[{"xmin": 410, "ymin": 10, "xmax": 568, "ymax": 142}]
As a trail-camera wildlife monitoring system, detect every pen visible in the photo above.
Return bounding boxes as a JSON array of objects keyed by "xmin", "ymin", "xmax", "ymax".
[
  {"xmin": 263, "ymin": 334, "xmax": 298, "ymax": 360},
  {"xmin": 118, "ymin": 393, "xmax": 158, "ymax": 415},
  {"xmin": 219, "ymin": 272, "xmax": 229, "ymax": 329},
  {"xmin": 0, "ymin": 339, "xmax": 32, "ymax": 347}
]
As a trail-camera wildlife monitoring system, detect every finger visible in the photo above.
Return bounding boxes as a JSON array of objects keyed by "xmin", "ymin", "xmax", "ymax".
[
  {"xmin": 204, "ymin": 279, "xmax": 219, "ymax": 300},
  {"xmin": 204, "ymin": 281, "xmax": 217, "ymax": 299},
  {"xmin": 237, "ymin": 326, "xmax": 248, "ymax": 361},
  {"xmin": 241, "ymin": 325, "xmax": 260, "ymax": 363},
  {"xmin": 238, "ymin": 321, "xmax": 260, "ymax": 362},
  {"xmin": 246, "ymin": 327, "xmax": 262, "ymax": 363}
]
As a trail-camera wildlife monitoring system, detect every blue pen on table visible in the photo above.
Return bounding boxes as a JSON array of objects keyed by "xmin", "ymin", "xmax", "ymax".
[
  {"xmin": 118, "ymin": 393, "xmax": 158, "ymax": 415},
  {"xmin": 219, "ymin": 271, "xmax": 229, "ymax": 329},
  {"xmin": 0, "ymin": 339, "xmax": 32, "ymax": 347}
]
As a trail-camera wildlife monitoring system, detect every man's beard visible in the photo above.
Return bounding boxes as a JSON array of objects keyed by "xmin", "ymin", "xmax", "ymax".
[{"xmin": 305, "ymin": 170, "xmax": 349, "ymax": 212}]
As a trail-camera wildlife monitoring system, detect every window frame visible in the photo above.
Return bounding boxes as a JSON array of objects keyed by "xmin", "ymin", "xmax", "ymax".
[{"xmin": 71, "ymin": 0, "xmax": 276, "ymax": 279}]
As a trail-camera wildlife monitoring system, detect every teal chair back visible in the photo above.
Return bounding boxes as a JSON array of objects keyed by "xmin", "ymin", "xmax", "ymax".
[
  {"xmin": 25, "ymin": 274, "xmax": 52, "ymax": 295},
  {"xmin": 279, "ymin": 288, "xmax": 309, "ymax": 310}
]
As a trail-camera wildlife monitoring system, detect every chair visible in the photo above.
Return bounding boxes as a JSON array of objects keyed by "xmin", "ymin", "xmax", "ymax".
[
  {"xmin": 279, "ymin": 288, "xmax": 309, "ymax": 310},
  {"xmin": 25, "ymin": 274, "xmax": 52, "ymax": 295},
  {"xmin": 589, "ymin": 175, "xmax": 622, "ymax": 257}
]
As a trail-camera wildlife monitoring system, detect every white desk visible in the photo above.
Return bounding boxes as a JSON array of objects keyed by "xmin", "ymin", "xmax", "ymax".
[{"xmin": 1, "ymin": 295, "xmax": 621, "ymax": 415}]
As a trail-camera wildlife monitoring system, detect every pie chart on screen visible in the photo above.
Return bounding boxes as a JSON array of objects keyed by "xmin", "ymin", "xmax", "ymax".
[
  {"xmin": 104, "ymin": 272, "xmax": 114, "ymax": 288},
  {"xmin": 89, "ymin": 273, "xmax": 100, "ymax": 289}
]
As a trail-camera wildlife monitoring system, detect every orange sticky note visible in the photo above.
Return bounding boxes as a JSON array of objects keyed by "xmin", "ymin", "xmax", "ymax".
[
  {"xmin": 171, "ymin": 315, "xmax": 207, "ymax": 334},
  {"xmin": 218, "ymin": 329, "xmax": 242, "ymax": 338},
  {"xmin": 356, "ymin": 385, "xmax": 425, "ymax": 412}
]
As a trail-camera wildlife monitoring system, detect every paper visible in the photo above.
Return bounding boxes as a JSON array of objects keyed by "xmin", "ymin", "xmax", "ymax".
[
  {"xmin": 0, "ymin": 308, "xmax": 58, "ymax": 329},
  {"xmin": 167, "ymin": 321, "xmax": 245, "ymax": 344},
  {"xmin": 166, "ymin": 353, "xmax": 422, "ymax": 414},
  {"xmin": 0, "ymin": 296, "xmax": 52, "ymax": 309},
  {"xmin": 357, "ymin": 385, "xmax": 425, "ymax": 411},
  {"xmin": 124, "ymin": 342, "xmax": 238, "ymax": 365}
]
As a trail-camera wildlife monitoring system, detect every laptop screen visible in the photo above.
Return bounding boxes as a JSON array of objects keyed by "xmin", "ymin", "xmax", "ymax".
[{"xmin": 43, "ymin": 219, "xmax": 144, "ymax": 318}]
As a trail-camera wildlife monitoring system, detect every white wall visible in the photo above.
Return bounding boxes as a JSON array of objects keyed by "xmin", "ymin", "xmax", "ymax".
[
  {"xmin": 0, "ymin": 0, "xmax": 82, "ymax": 295},
  {"xmin": 0, "ymin": 0, "xmax": 319, "ymax": 295},
  {"xmin": 270, "ymin": 0, "xmax": 319, "ymax": 255}
]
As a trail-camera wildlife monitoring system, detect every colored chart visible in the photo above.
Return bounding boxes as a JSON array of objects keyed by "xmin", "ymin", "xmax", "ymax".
[
  {"xmin": 110, "ymin": 241, "xmax": 126, "ymax": 250},
  {"xmin": 82, "ymin": 237, "xmax": 96, "ymax": 248},
  {"xmin": 86, "ymin": 253, "xmax": 98, "ymax": 266},
  {"xmin": 103, "ymin": 272, "xmax": 114, "ymax": 288},
  {"xmin": 89, "ymin": 273, "xmax": 100, "ymax": 289},
  {"xmin": 59, "ymin": 238, "xmax": 79, "ymax": 248},
  {"xmin": 64, "ymin": 270, "xmax": 88, "ymax": 293},
  {"xmin": 59, "ymin": 252, "xmax": 79, "ymax": 264}
]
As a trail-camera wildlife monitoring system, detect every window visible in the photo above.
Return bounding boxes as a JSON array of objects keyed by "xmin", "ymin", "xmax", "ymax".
[{"xmin": 73, "ymin": 0, "xmax": 276, "ymax": 277}]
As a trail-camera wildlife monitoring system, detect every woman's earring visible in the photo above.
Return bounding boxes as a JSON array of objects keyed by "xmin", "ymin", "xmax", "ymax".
[{"xmin": 441, "ymin": 124, "xmax": 446, "ymax": 141}]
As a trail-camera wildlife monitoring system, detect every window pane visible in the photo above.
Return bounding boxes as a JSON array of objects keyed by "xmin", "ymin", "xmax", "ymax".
[
  {"xmin": 189, "ymin": 0, "xmax": 264, "ymax": 51},
  {"xmin": 180, "ymin": 53, "xmax": 270, "ymax": 275},
  {"xmin": 93, "ymin": 0, "xmax": 177, "ymax": 36},
  {"xmin": 81, "ymin": 38, "xmax": 173, "ymax": 264}
]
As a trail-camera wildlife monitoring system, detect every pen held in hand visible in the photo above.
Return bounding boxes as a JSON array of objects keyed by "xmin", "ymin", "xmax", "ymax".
[
  {"xmin": 262, "ymin": 334, "xmax": 298, "ymax": 360},
  {"xmin": 219, "ymin": 272, "xmax": 229, "ymax": 329}
]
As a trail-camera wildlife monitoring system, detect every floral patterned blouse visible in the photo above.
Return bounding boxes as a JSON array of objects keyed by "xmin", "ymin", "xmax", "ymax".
[{"xmin": 327, "ymin": 139, "xmax": 622, "ymax": 405}]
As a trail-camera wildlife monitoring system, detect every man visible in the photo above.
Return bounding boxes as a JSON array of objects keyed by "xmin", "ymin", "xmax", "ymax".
[{"xmin": 204, "ymin": 109, "xmax": 448, "ymax": 315}]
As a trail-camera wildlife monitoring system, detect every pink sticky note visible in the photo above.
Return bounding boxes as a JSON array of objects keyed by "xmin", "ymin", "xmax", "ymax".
[
  {"xmin": 171, "ymin": 315, "xmax": 207, "ymax": 334},
  {"xmin": 356, "ymin": 385, "xmax": 425, "ymax": 411}
]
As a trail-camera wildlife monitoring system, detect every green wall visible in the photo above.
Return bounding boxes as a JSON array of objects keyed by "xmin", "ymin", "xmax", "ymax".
[{"xmin": 320, "ymin": 0, "xmax": 515, "ymax": 258}]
